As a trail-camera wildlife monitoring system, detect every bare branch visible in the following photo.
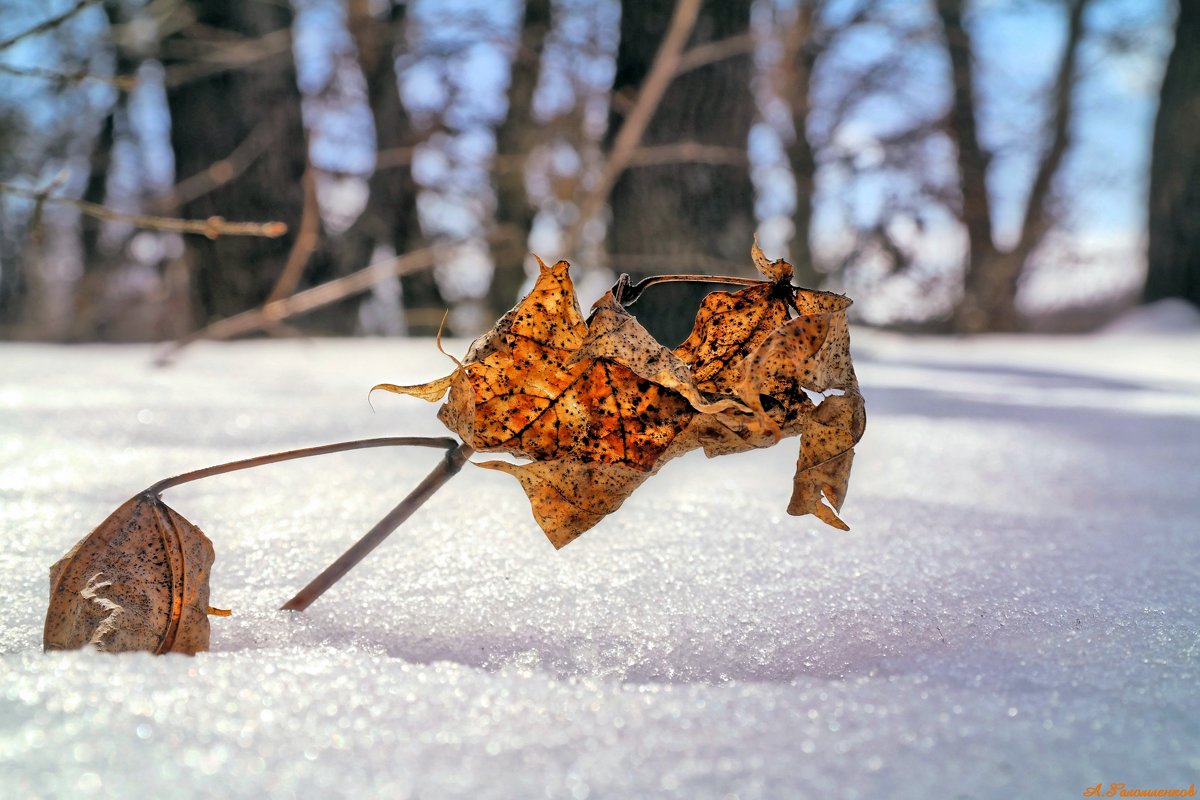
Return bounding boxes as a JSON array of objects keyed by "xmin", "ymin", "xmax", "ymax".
[
  {"xmin": 161, "ymin": 28, "xmax": 292, "ymax": 88},
  {"xmin": 934, "ymin": 0, "xmax": 994, "ymax": 252},
  {"xmin": 0, "ymin": 181, "xmax": 287, "ymax": 238},
  {"xmin": 158, "ymin": 113, "xmax": 277, "ymax": 211},
  {"xmin": 674, "ymin": 31, "xmax": 756, "ymax": 77},
  {"xmin": 264, "ymin": 159, "xmax": 320, "ymax": 304},
  {"xmin": 0, "ymin": 0, "xmax": 103, "ymax": 51},
  {"xmin": 1015, "ymin": 0, "xmax": 1090, "ymax": 259},
  {"xmin": 777, "ymin": 0, "xmax": 822, "ymax": 282},
  {"xmin": 154, "ymin": 244, "xmax": 442, "ymax": 364},
  {"xmin": 560, "ymin": 0, "xmax": 703, "ymax": 257},
  {"xmin": 0, "ymin": 62, "xmax": 137, "ymax": 90}
]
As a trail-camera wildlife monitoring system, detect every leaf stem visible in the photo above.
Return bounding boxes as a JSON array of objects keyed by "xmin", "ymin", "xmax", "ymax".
[
  {"xmin": 611, "ymin": 273, "xmax": 769, "ymax": 306},
  {"xmin": 145, "ymin": 436, "xmax": 460, "ymax": 495},
  {"xmin": 280, "ymin": 443, "xmax": 474, "ymax": 611}
]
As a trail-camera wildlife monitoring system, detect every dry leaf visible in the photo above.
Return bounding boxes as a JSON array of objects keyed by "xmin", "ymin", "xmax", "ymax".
[
  {"xmin": 376, "ymin": 242, "xmax": 866, "ymax": 547},
  {"xmin": 674, "ymin": 240, "xmax": 794, "ymax": 397},
  {"xmin": 377, "ymin": 257, "xmax": 720, "ymax": 547},
  {"xmin": 44, "ymin": 493, "xmax": 224, "ymax": 654},
  {"xmin": 734, "ymin": 311, "xmax": 864, "ymax": 529}
]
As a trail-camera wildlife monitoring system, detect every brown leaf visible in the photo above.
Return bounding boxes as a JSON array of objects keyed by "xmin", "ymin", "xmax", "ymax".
[
  {"xmin": 751, "ymin": 235, "xmax": 794, "ymax": 283},
  {"xmin": 376, "ymin": 241, "xmax": 866, "ymax": 546},
  {"xmin": 733, "ymin": 292, "xmax": 865, "ymax": 529},
  {"xmin": 375, "ymin": 260, "xmax": 704, "ymax": 468},
  {"xmin": 377, "ymin": 258, "xmax": 716, "ymax": 546},
  {"xmin": 480, "ymin": 460, "xmax": 650, "ymax": 549},
  {"xmin": 674, "ymin": 281, "xmax": 792, "ymax": 397},
  {"xmin": 44, "ymin": 493, "xmax": 221, "ymax": 655}
]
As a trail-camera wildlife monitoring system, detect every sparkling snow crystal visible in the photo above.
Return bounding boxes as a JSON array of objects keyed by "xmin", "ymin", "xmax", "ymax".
[{"xmin": 2, "ymin": 324, "xmax": 1198, "ymax": 798}]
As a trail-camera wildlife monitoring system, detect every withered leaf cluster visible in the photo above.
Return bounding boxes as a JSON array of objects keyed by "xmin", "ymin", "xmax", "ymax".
[
  {"xmin": 376, "ymin": 242, "xmax": 866, "ymax": 548},
  {"xmin": 41, "ymin": 240, "xmax": 865, "ymax": 656}
]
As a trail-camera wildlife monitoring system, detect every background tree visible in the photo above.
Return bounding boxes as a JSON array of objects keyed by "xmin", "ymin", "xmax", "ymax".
[
  {"xmin": 936, "ymin": 0, "xmax": 1090, "ymax": 333},
  {"xmin": 486, "ymin": 0, "xmax": 551, "ymax": 320},
  {"xmin": 605, "ymin": 0, "xmax": 757, "ymax": 345},
  {"xmin": 0, "ymin": 0, "xmax": 113, "ymax": 339},
  {"xmin": 1145, "ymin": 0, "xmax": 1200, "ymax": 309},
  {"xmin": 0, "ymin": 0, "xmax": 1177, "ymax": 343},
  {"xmin": 340, "ymin": 0, "xmax": 430, "ymax": 333},
  {"xmin": 162, "ymin": 0, "xmax": 324, "ymax": 326}
]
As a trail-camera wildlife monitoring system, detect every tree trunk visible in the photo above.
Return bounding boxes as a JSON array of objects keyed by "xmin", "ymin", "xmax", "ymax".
[
  {"xmin": 960, "ymin": 246, "xmax": 1023, "ymax": 332},
  {"xmin": 71, "ymin": 0, "xmax": 180, "ymax": 345},
  {"xmin": 487, "ymin": 0, "xmax": 552, "ymax": 319},
  {"xmin": 938, "ymin": 0, "xmax": 1087, "ymax": 333},
  {"xmin": 1145, "ymin": 0, "xmax": 1200, "ymax": 308},
  {"xmin": 779, "ymin": 1, "xmax": 821, "ymax": 287},
  {"xmin": 163, "ymin": 0, "xmax": 320, "ymax": 327},
  {"xmin": 935, "ymin": 0, "xmax": 998, "ymax": 332},
  {"xmin": 341, "ymin": 0, "xmax": 432, "ymax": 332},
  {"xmin": 607, "ymin": 0, "xmax": 757, "ymax": 346},
  {"xmin": 0, "ymin": 107, "xmax": 23, "ymax": 331}
]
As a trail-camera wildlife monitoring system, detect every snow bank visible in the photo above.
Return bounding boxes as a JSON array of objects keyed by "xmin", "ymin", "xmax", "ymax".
[
  {"xmin": 1103, "ymin": 298, "xmax": 1200, "ymax": 335},
  {"xmin": 2, "ymin": 329, "xmax": 1198, "ymax": 799}
]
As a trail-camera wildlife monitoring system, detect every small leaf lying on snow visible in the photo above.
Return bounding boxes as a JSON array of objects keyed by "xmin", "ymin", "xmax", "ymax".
[
  {"xmin": 44, "ymin": 493, "xmax": 223, "ymax": 655},
  {"xmin": 376, "ymin": 241, "xmax": 866, "ymax": 547}
]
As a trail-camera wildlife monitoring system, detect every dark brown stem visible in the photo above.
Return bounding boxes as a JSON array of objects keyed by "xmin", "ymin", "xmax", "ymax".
[
  {"xmin": 146, "ymin": 436, "xmax": 460, "ymax": 495},
  {"xmin": 281, "ymin": 443, "xmax": 474, "ymax": 611},
  {"xmin": 611, "ymin": 272, "xmax": 768, "ymax": 306}
]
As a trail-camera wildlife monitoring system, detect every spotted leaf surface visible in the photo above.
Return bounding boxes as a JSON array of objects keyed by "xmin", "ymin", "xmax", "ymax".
[
  {"xmin": 44, "ymin": 493, "xmax": 222, "ymax": 654},
  {"xmin": 376, "ymin": 242, "xmax": 865, "ymax": 546}
]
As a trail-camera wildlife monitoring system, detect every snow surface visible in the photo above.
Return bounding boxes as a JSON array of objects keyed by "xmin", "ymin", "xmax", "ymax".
[{"xmin": 2, "ymin": 322, "xmax": 1199, "ymax": 799}]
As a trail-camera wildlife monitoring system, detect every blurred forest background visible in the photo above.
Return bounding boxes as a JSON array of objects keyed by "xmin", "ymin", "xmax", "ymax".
[{"xmin": 0, "ymin": 0, "xmax": 1196, "ymax": 347}]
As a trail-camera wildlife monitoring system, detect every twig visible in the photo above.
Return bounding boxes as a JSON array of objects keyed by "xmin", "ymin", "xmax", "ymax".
[
  {"xmin": 153, "ymin": 244, "xmax": 442, "ymax": 365},
  {"xmin": 0, "ymin": 62, "xmax": 138, "ymax": 90},
  {"xmin": 139, "ymin": 435, "xmax": 467, "ymax": 611},
  {"xmin": 161, "ymin": 28, "xmax": 292, "ymax": 88},
  {"xmin": 280, "ymin": 443, "xmax": 474, "ymax": 611},
  {"xmin": 674, "ymin": 31, "xmax": 756, "ymax": 77},
  {"xmin": 559, "ymin": 0, "xmax": 702, "ymax": 257},
  {"xmin": 0, "ymin": 0, "xmax": 103, "ymax": 51},
  {"xmin": 27, "ymin": 172, "xmax": 70, "ymax": 243},
  {"xmin": 265, "ymin": 158, "xmax": 320, "ymax": 303},
  {"xmin": 0, "ymin": 181, "xmax": 287, "ymax": 238},
  {"xmin": 147, "ymin": 436, "xmax": 460, "ymax": 495},
  {"xmin": 159, "ymin": 114, "xmax": 277, "ymax": 211}
]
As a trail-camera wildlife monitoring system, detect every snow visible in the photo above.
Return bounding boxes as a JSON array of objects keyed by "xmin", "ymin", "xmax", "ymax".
[{"xmin": 2, "ymin": 324, "xmax": 1199, "ymax": 799}]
